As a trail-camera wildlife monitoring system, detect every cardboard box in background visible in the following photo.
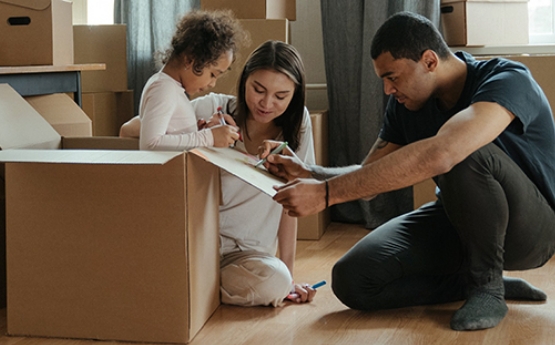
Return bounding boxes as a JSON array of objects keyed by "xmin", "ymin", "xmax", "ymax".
[
  {"xmin": 0, "ymin": 0, "xmax": 73, "ymax": 66},
  {"xmin": 2, "ymin": 150, "xmax": 220, "ymax": 344},
  {"xmin": 297, "ymin": 110, "xmax": 330, "ymax": 240},
  {"xmin": 73, "ymin": 25, "xmax": 128, "ymax": 92},
  {"xmin": 194, "ymin": 19, "xmax": 289, "ymax": 98},
  {"xmin": 25, "ymin": 93, "xmax": 92, "ymax": 137},
  {"xmin": 413, "ymin": 179, "xmax": 437, "ymax": 209},
  {"xmin": 201, "ymin": 0, "xmax": 296, "ymax": 20},
  {"xmin": 82, "ymin": 91, "xmax": 134, "ymax": 136},
  {"xmin": 502, "ymin": 55, "xmax": 555, "ymax": 115},
  {"xmin": 440, "ymin": 0, "xmax": 529, "ymax": 47}
]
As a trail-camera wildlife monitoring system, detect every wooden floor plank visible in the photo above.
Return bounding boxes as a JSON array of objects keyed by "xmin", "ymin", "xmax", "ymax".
[{"xmin": 1, "ymin": 222, "xmax": 554, "ymax": 345}]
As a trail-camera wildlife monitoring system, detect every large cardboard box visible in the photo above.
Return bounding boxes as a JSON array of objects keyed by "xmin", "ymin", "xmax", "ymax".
[
  {"xmin": 297, "ymin": 111, "xmax": 330, "ymax": 240},
  {"xmin": 0, "ymin": 0, "xmax": 73, "ymax": 66},
  {"xmin": 201, "ymin": 0, "xmax": 296, "ymax": 20},
  {"xmin": 440, "ymin": 0, "xmax": 529, "ymax": 47},
  {"xmin": 0, "ymin": 85, "xmax": 220, "ymax": 343},
  {"xmin": 2, "ymin": 150, "xmax": 220, "ymax": 344},
  {"xmin": 25, "ymin": 93, "xmax": 92, "ymax": 137},
  {"xmin": 73, "ymin": 25, "xmax": 128, "ymax": 92},
  {"xmin": 0, "ymin": 83, "xmax": 62, "ymax": 309},
  {"xmin": 82, "ymin": 91, "xmax": 134, "ymax": 136},
  {"xmin": 195, "ymin": 19, "xmax": 289, "ymax": 98}
]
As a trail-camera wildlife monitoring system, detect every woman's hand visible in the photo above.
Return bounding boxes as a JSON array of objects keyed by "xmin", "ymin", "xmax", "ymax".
[
  {"xmin": 286, "ymin": 282, "xmax": 318, "ymax": 303},
  {"xmin": 258, "ymin": 140, "xmax": 311, "ymax": 181}
]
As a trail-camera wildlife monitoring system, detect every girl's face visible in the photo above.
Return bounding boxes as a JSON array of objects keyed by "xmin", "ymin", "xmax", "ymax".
[
  {"xmin": 180, "ymin": 50, "xmax": 233, "ymax": 95},
  {"xmin": 245, "ymin": 69, "xmax": 296, "ymax": 124}
]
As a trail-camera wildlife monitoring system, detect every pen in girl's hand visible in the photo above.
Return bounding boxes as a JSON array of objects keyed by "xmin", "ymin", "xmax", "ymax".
[
  {"xmin": 217, "ymin": 106, "xmax": 226, "ymax": 126},
  {"xmin": 254, "ymin": 141, "xmax": 288, "ymax": 168}
]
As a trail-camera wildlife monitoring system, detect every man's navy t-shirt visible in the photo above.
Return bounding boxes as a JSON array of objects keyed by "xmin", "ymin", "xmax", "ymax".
[{"xmin": 379, "ymin": 51, "xmax": 555, "ymax": 210}]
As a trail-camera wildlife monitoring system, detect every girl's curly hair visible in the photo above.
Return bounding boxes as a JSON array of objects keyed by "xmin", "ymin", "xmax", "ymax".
[{"xmin": 160, "ymin": 9, "xmax": 249, "ymax": 75}]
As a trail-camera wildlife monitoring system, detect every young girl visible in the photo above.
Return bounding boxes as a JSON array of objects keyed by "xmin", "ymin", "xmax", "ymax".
[
  {"xmin": 137, "ymin": 9, "xmax": 246, "ymax": 151},
  {"xmin": 121, "ymin": 40, "xmax": 317, "ymax": 306}
]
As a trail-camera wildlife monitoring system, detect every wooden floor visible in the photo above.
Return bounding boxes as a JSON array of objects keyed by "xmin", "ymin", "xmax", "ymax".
[{"xmin": 1, "ymin": 222, "xmax": 555, "ymax": 345}]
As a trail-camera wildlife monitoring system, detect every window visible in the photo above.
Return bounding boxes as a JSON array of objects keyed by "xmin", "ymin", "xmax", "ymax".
[{"xmin": 529, "ymin": 0, "xmax": 555, "ymax": 44}]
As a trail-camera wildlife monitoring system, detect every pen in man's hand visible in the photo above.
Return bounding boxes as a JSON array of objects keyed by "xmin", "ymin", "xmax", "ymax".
[{"xmin": 254, "ymin": 141, "xmax": 288, "ymax": 168}]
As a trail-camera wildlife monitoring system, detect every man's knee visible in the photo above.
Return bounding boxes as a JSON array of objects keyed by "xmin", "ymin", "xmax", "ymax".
[{"xmin": 332, "ymin": 256, "xmax": 382, "ymax": 310}]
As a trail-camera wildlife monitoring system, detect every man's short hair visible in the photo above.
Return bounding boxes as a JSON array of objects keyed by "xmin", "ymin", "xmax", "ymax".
[{"xmin": 370, "ymin": 11, "xmax": 450, "ymax": 62}]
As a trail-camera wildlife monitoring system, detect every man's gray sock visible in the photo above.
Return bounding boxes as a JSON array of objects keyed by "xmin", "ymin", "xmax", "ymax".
[
  {"xmin": 450, "ymin": 291, "xmax": 508, "ymax": 331},
  {"xmin": 504, "ymin": 277, "xmax": 547, "ymax": 301}
]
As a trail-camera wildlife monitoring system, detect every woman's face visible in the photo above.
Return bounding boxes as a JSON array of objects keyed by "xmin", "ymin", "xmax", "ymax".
[
  {"xmin": 245, "ymin": 69, "xmax": 296, "ymax": 123},
  {"xmin": 180, "ymin": 50, "xmax": 233, "ymax": 95}
]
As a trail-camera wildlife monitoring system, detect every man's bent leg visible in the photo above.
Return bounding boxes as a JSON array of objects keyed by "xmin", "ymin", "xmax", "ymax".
[
  {"xmin": 332, "ymin": 202, "xmax": 467, "ymax": 310},
  {"xmin": 438, "ymin": 143, "xmax": 555, "ymax": 331}
]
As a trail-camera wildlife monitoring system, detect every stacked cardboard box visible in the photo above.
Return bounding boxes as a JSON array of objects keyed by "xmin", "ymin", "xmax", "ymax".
[
  {"xmin": 0, "ymin": 84, "xmax": 220, "ymax": 344},
  {"xmin": 73, "ymin": 25, "xmax": 134, "ymax": 136},
  {"xmin": 196, "ymin": 0, "xmax": 294, "ymax": 97},
  {"xmin": 297, "ymin": 111, "xmax": 330, "ymax": 240},
  {"xmin": 440, "ymin": 0, "xmax": 529, "ymax": 47},
  {"xmin": 0, "ymin": 0, "xmax": 74, "ymax": 66}
]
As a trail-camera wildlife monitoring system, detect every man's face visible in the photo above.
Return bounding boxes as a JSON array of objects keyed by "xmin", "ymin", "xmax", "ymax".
[{"xmin": 373, "ymin": 51, "xmax": 435, "ymax": 111}]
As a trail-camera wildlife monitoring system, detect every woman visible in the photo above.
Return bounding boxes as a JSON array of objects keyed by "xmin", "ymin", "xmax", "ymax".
[{"xmin": 121, "ymin": 40, "xmax": 317, "ymax": 306}]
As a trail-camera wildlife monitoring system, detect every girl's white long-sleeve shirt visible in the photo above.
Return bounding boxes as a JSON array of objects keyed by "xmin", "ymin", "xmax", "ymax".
[{"xmin": 139, "ymin": 71, "xmax": 214, "ymax": 151}]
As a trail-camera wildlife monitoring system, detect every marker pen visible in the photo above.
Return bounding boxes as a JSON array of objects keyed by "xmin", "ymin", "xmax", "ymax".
[
  {"xmin": 217, "ymin": 106, "xmax": 226, "ymax": 126},
  {"xmin": 254, "ymin": 141, "xmax": 288, "ymax": 168}
]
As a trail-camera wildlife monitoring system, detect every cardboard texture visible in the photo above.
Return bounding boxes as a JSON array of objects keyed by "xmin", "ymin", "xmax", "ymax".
[
  {"xmin": 194, "ymin": 19, "xmax": 288, "ymax": 98},
  {"xmin": 0, "ymin": 85, "xmax": 220, "ymax": 343},
  {"xmin": 2, "ymin": 150, "xmax": 221, "ymax": 344},
  {"xmin": 81, "ymin": 91, "xmax": 134, "ymax": 136},
  {"xmin": 201, "ymin": 0, "xmax": 296, "ymax": 20},
  {"xmin": 191, "ymin": 146, "xmax": 285, "ymax": 196},
  {"xmin": 0, "ymin": 0, "xmax": 74, "ymax": 66},
  {"xmin": 73, "ymin": 25, "xmax": 128, "ymax": 92},
  {"xmin": 440, "ymin": 0, "xmax": 529, "ymax": 47},
  {"xmin": 25, "ymin": 93, "xmax": 92, "ymax": 137},
  {"xmin": 0, "ymin": 84, "xmax": 61, "ymax": 150},
  {"xmin": 297, "ymin": 111, "xmax": 330, "ymax": 240}
]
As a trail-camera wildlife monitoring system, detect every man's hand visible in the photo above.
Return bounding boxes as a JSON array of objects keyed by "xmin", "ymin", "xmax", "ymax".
[
  {"xmin": 273, "ymin": 178, "xmax": 326, "ymax": 217},
  {"xmin": 259, "ymin": 140, "xmax": 311, "ymax": 181}
]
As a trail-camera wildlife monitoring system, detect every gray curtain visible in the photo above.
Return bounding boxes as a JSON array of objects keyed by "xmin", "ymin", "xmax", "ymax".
[
  {"xmin": 320, "ymin": 0, "xmax": 440, "ymax": 229},
  {"xmin": 114, "ymin": 0, "xmax": 200, "ymax": 115}
]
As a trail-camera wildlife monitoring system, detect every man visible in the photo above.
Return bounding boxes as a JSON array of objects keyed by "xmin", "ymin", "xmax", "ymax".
[{"xmin": 262, "ymin": 11, "xmax": 555, "ymax": 330}]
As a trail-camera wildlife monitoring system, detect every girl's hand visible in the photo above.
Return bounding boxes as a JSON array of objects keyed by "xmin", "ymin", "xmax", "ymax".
[
  {"xmin": 286, "ymin": 282, "xmax": 317, "ymax": 303},
  {"xmin": 205, "ymin": 111, "xmax": 237, "ymax": 128},
  {"xmin": 211, "ymin": 125, "xmax": 239, "ymax": 147}
]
